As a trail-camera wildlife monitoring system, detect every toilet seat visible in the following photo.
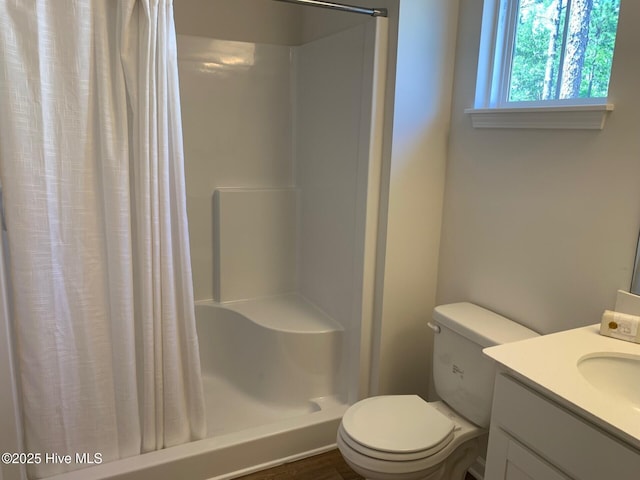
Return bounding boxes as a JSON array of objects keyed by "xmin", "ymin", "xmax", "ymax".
[{"xmin": 339, "ymin": 395, "xmax": 455, "ymax": 461}]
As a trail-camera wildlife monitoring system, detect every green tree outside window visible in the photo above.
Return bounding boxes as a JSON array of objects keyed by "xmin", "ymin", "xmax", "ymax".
[{"xmin": 509, "ymin": 0, "xmax": 620, "ymax": 102}]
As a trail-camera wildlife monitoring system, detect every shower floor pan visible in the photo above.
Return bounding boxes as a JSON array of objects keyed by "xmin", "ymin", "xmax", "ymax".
[{"xmin": 203, "ymin": 374, "xmax": 345, "ymax": 437}]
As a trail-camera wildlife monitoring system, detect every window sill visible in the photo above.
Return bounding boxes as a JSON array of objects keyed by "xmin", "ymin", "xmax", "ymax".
[{"xmin": 464, "ymin": 104, "xmax": 614, "ymax": 130}]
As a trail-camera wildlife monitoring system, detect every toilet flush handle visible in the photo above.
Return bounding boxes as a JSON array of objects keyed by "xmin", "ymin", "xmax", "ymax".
[{"xmin": 427, "ymin": 321, "xmax": 441, "ymax": 334}]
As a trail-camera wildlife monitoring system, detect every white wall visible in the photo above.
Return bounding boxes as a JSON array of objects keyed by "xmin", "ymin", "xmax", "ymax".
[
  {"xmin": 177, "ymin": 36, "xmax": 294, "ymax": 301},
  {"xmin": 295, "ymin": 22, "xmax": 379, "ymax": 401},
  {"xmin": 295, "ymin": 23, "xmax": 371, "ymax": 331},
  {"xmin": 437, "ymin": 0, "xmax": 640, "ymax": 334},
  {"xmin": 371, "ymin": 0, "xmax": 460, "ymax": 398},
  {"xmin": 174, "ymin": 0, "xmax": 368, "ymax": 46},
  {"xmin": 299, "ymin": 7, "xmax": 367, "ymax": 44},
  {"xmin": 174, "ymin": 0, "xmax": 302, "ymax": 45},
  {"xmin": 214, "ymin": 188, "xmax": 297, "ymax": 301}
]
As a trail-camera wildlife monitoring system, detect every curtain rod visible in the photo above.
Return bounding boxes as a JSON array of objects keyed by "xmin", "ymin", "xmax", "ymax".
[{"xmin": 273, "ymin": 0, "xmax": 388, "ymax": 18}]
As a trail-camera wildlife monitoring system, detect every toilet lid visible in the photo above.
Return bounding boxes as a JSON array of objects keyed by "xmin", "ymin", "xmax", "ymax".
[{"xmin": 341, "ymin": 395, "xmax": 455, "ymax": 454}]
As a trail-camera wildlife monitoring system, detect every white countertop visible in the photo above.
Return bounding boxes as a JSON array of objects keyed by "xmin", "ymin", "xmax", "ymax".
[{"xmin": 484, "ymin": 324, "xmax": 640, "ymax": 450}]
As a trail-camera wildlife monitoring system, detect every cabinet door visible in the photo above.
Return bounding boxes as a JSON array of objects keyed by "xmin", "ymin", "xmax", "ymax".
[
  {"xmin": 487, "ymin": 373, "xmax": 640, "ymax": 479},
  {"xmin": 487, "ymin": 428, "xmax": 571, "ymax": 480}
]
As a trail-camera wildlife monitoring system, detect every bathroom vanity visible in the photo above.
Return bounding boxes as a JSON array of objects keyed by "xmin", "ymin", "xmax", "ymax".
[{"xmin": 483, "ymin": 325, "xmax": 640, "ymax": 480}]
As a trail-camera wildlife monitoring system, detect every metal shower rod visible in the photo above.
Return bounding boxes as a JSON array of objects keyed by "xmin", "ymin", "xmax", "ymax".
[{"xmin": 273, "ymin": 0, "xmax": 388, "ymax": 18}]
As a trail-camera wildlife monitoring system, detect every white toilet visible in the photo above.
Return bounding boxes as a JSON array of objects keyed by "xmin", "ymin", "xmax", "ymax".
[{"xmin": 337, "ymin": 302, "xmax": 539, "ymax": 480}]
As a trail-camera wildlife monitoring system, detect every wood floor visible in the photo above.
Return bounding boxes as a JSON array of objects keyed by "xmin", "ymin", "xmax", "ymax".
[
  {"xmin": 236, "ymin": 450, "xmax": 362, "ymax": 480},
  {"xmin": 235, "ymin": 449, "xmax": 477, "ymax": 479}
]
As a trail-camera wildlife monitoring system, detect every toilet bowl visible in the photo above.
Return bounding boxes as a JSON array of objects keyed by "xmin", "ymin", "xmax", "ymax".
[
  {"xmin": 337, "ymin": 396, "xmax": 484, "ymax": 480},
  {"xmin": 337, "ymin": 302, "xmax": 539, "ymax": 480}
]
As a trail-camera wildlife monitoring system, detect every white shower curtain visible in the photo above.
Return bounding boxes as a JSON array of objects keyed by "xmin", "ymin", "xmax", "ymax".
[{"xmin": 0, "ymin": 1, "xmax": 206, "ymax": 478}]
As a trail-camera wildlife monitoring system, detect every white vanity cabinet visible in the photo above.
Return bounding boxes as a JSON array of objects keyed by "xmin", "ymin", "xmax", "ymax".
[{"xmin": 485, "ymin": 373, "xmax": 640, "ymax": 480}]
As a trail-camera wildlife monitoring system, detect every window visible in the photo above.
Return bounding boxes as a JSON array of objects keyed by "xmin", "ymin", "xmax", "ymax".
[{"xmin": 468, "ymin": 0, "xmax": 621, "ymax": 128}]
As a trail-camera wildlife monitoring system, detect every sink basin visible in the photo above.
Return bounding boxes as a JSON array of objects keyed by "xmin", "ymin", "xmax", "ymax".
[{"xmin": 577, "ymin": 353, "xmax": 640, "ymax": 411}]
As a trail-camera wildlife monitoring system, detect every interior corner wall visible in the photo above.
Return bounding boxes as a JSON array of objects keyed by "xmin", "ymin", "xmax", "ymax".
[
  {"xmin": 173, "ymin": 0, "xmax": 375, "ymax": 47},
  {"xmin": 173, "ymin": 0, "xmax": 303, "ymax": 45},
  {"xmin": 372, "ymin": 0, "xmax": 460, "ymax": 399},
  {"xmin": 437, "ymin": 0, "xmax": 640, "ymax": 334},
  {"xmin": 299, "ymin": 8, "xmax": 367, "ymax": 44},
  {"xmin": 295, "ymin": 24, "xmax": 372, "ymax": 331}
]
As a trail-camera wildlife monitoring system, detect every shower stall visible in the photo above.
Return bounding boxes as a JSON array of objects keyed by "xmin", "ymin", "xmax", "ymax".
[{"xmin": 0, "ymin": 1, "xmax": 392, "ymax": 479}]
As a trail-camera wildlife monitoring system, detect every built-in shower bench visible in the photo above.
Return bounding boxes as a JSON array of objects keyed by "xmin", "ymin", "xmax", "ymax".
[
  {"xmin": 211, "ymin": 187, "xmax": 344, "ymax": 335},
  {"xmin": 220, "ymin": 293, "xmax": 343, "ymax": 334},
  {"xmin": 195, "ymin": 294, "xmax": 345, "ymax": 418}
]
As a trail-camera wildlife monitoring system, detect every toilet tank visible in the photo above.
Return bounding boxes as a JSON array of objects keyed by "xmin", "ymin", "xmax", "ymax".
[{"xmin": 431, "ymin": 302, "xmax": 538, "ymax": 428}]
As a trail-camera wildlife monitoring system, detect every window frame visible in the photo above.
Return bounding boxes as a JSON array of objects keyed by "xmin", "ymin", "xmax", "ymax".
[{"xmin": 466, "ymin": 0, "xmax": 616, "ymax": 129}]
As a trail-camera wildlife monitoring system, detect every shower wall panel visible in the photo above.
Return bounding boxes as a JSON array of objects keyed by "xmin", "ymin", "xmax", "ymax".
[
  {"xmin": 177, "ymin": 35, "xmax": 294, "ymax": 301},
  {"xmin": 213, "ymin": 188, "xmax": 297, "ymax": 302},
  {"xmin": 294, "ymin": 24, "xmax": 373, "ymax": 334},
  {"xmin": 178, "ymin": 20, "xmax": 380, "ymax": 407},
  {"xmin": 178, "ymin": 24, "xmax": 377, "ymax": 336}
]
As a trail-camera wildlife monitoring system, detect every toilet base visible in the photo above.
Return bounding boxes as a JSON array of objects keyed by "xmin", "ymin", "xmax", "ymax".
[{"xmin": 339, "ymin": 433, "xmax": 481, "ymax": 480}]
